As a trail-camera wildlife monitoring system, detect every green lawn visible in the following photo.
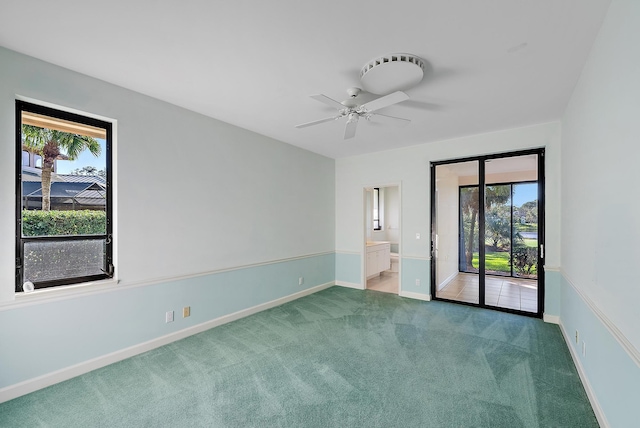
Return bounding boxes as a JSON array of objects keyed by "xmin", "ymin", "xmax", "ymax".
[
  {"xmin": 515, "ymin": 223, "xmax": 538, "ymax": 232},
  {"xmin": 472, "ymin": 252, "xmax": 511, "ymax": 273},
  {"xmin": 471, "ymin": 250, "xmax": 538, "ymax": 275}
]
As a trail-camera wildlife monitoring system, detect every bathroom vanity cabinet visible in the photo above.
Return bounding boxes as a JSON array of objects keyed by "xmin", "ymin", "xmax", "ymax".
[{"xmin": 366, "ymin": 241, "xmax": 391, "ymax": 278}]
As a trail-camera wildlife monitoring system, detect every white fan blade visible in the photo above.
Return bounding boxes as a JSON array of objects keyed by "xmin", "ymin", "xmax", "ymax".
[
  {"xmin": 370, "ymin": 113, "xmax": 411, "ymax": 126},
  {"xmin": 295, "ymin": 116, "xmax": 340, "ymax": 128},
  {"xmin": 310, "ymin": 94, "xmax": 345, "ymax": 110},
  {"xmin": 361, "ymin": 91, "xmax": 409, "ymax": 112},
  {"xmin": 344, "ymin": 115, "xmax": 359, "ymax": 139}
]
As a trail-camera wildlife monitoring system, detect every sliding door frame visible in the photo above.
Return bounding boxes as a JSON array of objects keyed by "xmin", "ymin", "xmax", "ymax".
[{"xmin": 430, "ymin": 148, "xmax": 545, "ymax": 318}]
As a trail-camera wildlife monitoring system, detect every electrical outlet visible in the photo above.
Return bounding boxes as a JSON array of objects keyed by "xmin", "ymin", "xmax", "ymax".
[
  {"xmin": 299, "ymin": 277, "xmax": 304, "ymax": 286},
  {"xmin": 183, "ymin": 306, "xmax": 190, "ymax": 318},
  {"xmin": 415, "ymin": 279, "xmax": 420, "ymax": 286},
  {"xmin": 582, "ymin": 341, "xmax": 586, "ymax": 357},
  {"xmin": 166, "ymin": 310, "xmax": 174, "ymax": 323},
  {"xmin": 575, "ymin": 330, "xmax": 579, "ymax": 344},
  {"xmin": 416, "ymin": 233, "xmax": 421, "ymax": 239}
]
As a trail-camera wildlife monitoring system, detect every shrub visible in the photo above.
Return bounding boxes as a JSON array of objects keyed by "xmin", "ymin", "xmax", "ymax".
[
  {"xmin": 511, "ymin": 245, "xmax": 538, "ymax": 276},
  {"xmin": 22, "ymin": 210, "xmax": 106, "ymax": 236}
]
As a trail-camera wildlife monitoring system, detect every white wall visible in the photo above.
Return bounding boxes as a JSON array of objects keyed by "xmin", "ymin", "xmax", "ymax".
[
  {"xmin": 0, "ymin": 46, "xmax": 334, "ymax": 299},
  {"xmin": 383, "ymin": 186, "xmax": 400, "ymax": 246},
  {"xmin": 485, "ymin": 170, "xmax": 537, "ymax": 185},
  {"xmin": 335, "ymin": 122, "xmax": 561, "ymax": 262},
  {"xmin": 561, "ymin": 0, "xmax": 640, "ymax": 353},
  {"xmin": 370, "ymin": 186, "xmax": 400, "ymax": 245},
  {"xmin": 365, "ymin": 189, "xmax": 372, "ymax": 241},
  {"xmin": 434, "ymin": 167, "xmax": 459, "ymax": 288}
]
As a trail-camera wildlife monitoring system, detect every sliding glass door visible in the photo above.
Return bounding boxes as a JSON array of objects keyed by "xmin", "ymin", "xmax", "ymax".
[
  {"xmin": 433, "ymin": 160, "xmax": 480, "ymax": 304},
  {"xmin": 431, "ymin": 149, "xmax": 544, "ymax": 317}
]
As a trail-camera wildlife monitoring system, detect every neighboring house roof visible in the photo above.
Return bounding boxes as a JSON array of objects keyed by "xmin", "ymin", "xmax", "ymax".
[
  {"xmin": 59, "ymin": 174, "xmax": 106, "ymax": 184},
  {"xmin": 22, "ymin": 166, "xmax": 105, "ymax": 183},
  {"xmin": 21, "ymin": 166, "xmax": 67, "ymax": 183},
  {"xmin": 21, "ymin": 166, "xmax": 106, "ymax": 207}
]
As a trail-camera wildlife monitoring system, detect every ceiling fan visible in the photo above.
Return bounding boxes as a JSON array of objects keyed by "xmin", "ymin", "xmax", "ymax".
[{"xmin": 295, "ymin": 87, "xmax": 410, "ymax": 139}]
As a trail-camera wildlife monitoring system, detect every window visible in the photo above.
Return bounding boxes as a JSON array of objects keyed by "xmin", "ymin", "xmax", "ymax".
[
  {"xmin": 16, "ymin": 101, "xmax": 113, "ymax": 292},
  {"xmin": 373, "ymin": 187, "xmax": 381, "ymax": 230},
  {"xmin": 21, "ymin": 150, "xmax": 30, "ymax": 166}
]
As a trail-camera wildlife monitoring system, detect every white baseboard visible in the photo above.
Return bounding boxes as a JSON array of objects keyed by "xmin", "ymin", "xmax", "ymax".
[
  {"xmin": 558, "ymin": 320, "xmax": 609, "ymax": 428},
  {"xmin": 0, "ymin": 281, "xmax": 334, "ymax": 404},
  {"xmin": 437, "ymin": 272, "xmax": 457, "ymax": 291},
  {"xmin": 399, "ymin": 291, "xmax": 431, "ymax": 301},
  {"xmin": 543, "ymin": 314, "xmax": 560, "ymax": 324},
  {"xmin": 335, "ymin": 281, "xmax": 364, "ymax": 290}
]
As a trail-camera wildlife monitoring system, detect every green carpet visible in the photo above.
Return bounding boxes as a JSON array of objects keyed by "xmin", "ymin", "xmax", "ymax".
[{"xmin": 0, "ymin": 287, "xmax": 598, "ymax": 427}]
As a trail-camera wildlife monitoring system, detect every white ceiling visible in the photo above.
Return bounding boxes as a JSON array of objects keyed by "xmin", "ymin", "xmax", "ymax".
[{"xmin": 0, "ymin": 0, "xmax": 611, "ymax": 159}]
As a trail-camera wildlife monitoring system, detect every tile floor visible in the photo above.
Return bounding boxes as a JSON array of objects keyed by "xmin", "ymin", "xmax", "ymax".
[
  {"xmin": 367, "ymin": 271, "xmax": 399, "ymax": 294},
  {"xmin": 436, "ymin": 272, "xmax": 538, "ymax": 313}
]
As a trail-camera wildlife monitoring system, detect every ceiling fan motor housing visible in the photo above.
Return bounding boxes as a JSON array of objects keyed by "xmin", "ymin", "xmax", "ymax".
[
  {"xmin": 347, "ymin": 87, "xmax": 361, "ymax": 98},
  {"xmin": 360, "ymin": 53, "xmax": 425, "ymax": 94}
]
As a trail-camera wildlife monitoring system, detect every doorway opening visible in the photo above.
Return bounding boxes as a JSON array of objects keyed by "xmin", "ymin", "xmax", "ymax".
[
  {"xmin": 430, "ymin": 149, "xmax": 544, "ymax": 317},
  {"xmin": 364, "ymin": 185, "xmax": 400, "ymax": 294}
]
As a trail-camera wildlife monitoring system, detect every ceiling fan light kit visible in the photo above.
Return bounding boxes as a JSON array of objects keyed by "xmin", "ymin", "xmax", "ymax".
[
  {"xmin": 296, "ymin": 52, "xmax": 423, "ymax": 139},
  {"xmin": 295, "ymin": 89, "xmax": 410, "ymax": 140},
  {"xmin": 360, "ymin": 53, "xmax": 425, "ymax": 94}
]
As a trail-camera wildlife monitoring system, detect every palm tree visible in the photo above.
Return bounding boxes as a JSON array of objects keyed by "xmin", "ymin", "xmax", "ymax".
[
  {"xmin": 22, "ymin": 125, "xmax": 101, "ymax": 211},
  {"xmin": 460, "ymin": 185, "xmax": 511, "ymax": 269}
]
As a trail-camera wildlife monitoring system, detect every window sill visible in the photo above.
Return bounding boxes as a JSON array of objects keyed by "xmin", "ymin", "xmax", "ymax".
[{"xmin": 1, "ymin": 277, "xmax": 121, "ymax": 310}]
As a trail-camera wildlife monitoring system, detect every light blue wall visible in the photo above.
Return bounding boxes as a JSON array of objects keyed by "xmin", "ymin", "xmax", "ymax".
[
  {"xmin": 543, "ymin": 270, "xmax": 561, "ymax": 317},
  {"xmin": 0, "ymin": 253, "xmax": 334, "ymax": 388},
  {"xmin": 335, "ymin": 253, "xmax": 360, "ymax": 285},
  {"xmin": 560, "ymin": 274, "xmax": 640, "ymax": 427},
  {"xmin": 401, "ymin": 258, "xmax": 430, "ymax": 295}
]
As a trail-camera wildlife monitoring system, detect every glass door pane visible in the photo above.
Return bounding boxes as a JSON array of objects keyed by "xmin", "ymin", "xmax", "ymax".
[
  {"xmin": 513, "ymin": 182, "xmax": 538, "ymax": 280},
  {"xmin": 434, "ymin": 160, "xmax": 479, "ymax": 304},
  {"xmin": 484, "ymin": 155, "xmax": 539, "ymax": 313},
  {"xmin": 512, "ymin": 182, "xmax": 539, "ymax": 313}
]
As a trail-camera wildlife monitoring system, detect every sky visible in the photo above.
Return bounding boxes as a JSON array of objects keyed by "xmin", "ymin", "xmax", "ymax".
[
  {"xmin": 55, "ymin": 138, "xmax": 106, "ymax": 174},
  {"xmin": 512, "ymin": 182, "xmax": 537, "ymax": 207}
]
